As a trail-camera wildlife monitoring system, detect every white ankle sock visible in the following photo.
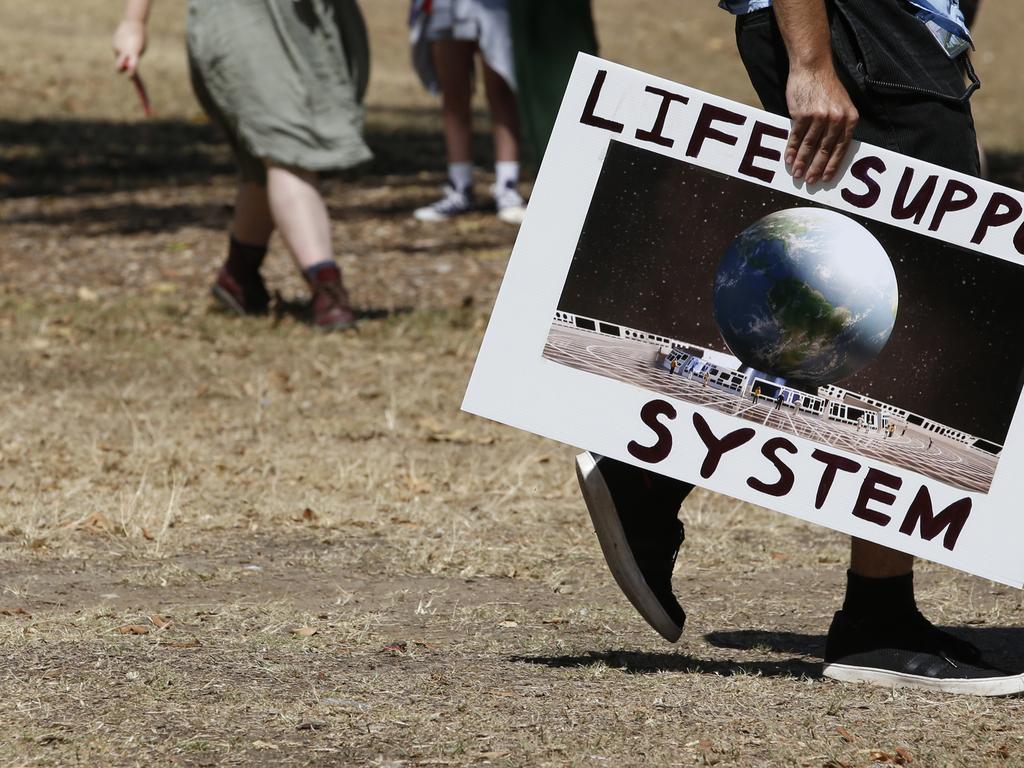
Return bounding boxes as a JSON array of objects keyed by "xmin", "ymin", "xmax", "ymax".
[
  {"xmin": 448, "ymin": 162, "xmax": 474, "ymax": 193},
  {"xmin": 495, "ymin": 161, "xmax": 520, "ymax": 191}
]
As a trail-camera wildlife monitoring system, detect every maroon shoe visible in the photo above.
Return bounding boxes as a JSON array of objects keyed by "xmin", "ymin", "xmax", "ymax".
[
  {"xmin": 211, "ymin": 265, "xmax": 270, "ymax": 316},
  {"xmin": 308, "ymin": 265, "xmax": 357, "ymax": 331}
]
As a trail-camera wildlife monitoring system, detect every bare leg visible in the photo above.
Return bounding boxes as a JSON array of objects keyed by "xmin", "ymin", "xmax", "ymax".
[
  {"xmin": 850, "ymin": 537, "xmax": 913, "ymax": 579},
  {"xmin": 265, "ymin": 163, "xmax": 334, "ymax": 271},
  {"xmin": 231, "ymin": 182, "xmax": 274, "ymax": 247},
  {"xmin": 432, "ymin": 40, "xmax": 477, "ymax": 164},
  {"xmin": 482, "ymin": 62, "xmax": 521, "ymax": 163}
]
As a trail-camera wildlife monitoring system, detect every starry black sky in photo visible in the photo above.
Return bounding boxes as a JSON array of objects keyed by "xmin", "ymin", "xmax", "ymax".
[{"xmin": 557, "ymin": 141, "xmax": 1024, "ymax": 444}]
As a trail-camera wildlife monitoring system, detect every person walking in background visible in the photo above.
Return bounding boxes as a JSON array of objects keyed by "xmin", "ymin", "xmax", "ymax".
[
  {"xmin": 410, "ymin": 0, "xmax": 527, "ymax": 224},
  {"xmin": 113, "ymin": 0, "xmax": 372, "ymax": 331}
]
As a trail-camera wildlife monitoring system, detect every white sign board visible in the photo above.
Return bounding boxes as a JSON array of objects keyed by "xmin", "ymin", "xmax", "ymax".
[{"xmin": 463, "ymin": 55, "xmax": 1024, "ymax": 587}]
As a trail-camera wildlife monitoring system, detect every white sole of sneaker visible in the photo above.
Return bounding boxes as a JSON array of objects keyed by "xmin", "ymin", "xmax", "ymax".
[
  {"xmin": 496, "ymin": 207, "xmax": 526, "ymax": 225},
  {"xmin": 823, "ymin": 662, "xmax": 1024, "ymax": 696},
  {"xmin": 413, "ymin": 209, "xmax": 451, "ymax": 223},
  {"xmin": 575, "ymin": 452, "xmax": 683, "ymax": 643}
]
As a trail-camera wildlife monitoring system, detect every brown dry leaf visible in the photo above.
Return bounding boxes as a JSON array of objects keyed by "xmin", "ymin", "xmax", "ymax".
[
  {"xmin": 63, "ymin": 512, "xmax": 116, "ymax": 534},
  {"xmin": 267, "ymin": 369, "xmax": 294, "ymax": 393},
  {"xmin": 382, "ymin": 641, "xmax": 408, "ymax": 654},
  {"xmin": 542, "ymin": 617, "xmax": 568, "ymax": 625},
  {"xmin": 149, "ymin": 615, "xmax": 170, "ymax": 630},
  {"xmin": 298, "ymin": 507, "xmax": 317, "ymax": 523},
  {"xmin": 425, "ymin": 429, "xmax": 495, "ymax": 446},
  {"xmin": 987, "ymin": 744, "xmax": 1012, "ymax": 760},
  {"xmin": 869, "ymin": 750, "xmax": 896, "ymax": 764},
  {"xmin": 117, "ymin": 624, "xmax": 150, "ymax": 635},
  {"xmin": 698, "ymin": 740, "xmax": 717, "ymax": 764},
  {"xmin": 140, "ymin": 527, "xmax": 155, "ymax": 541},
  {"xmin": 404, "ymin": 475, "xmax": 432, "ymax": 495},
  {"xmin": 836, "ymin": 726, "xmax": 854, "ymax": 743},
  {"xmin": 160, "ymin": 639, "xmax": 201, "ymax": 649},
  {"xmin": 0, "ymin": 607, "xmax": 30, "ymax": 617},
  {"xmin": 895, "ymin": 747, "xmax": 913, "ymax": 765},
  {"xmin": 291, "ymin": 626, "xmax": 317, "ymax": 637},
  {"xmin": 769, "ymin": 551, "xmax": 789, "ymax": 561},
  {"xmin": 418, "ymin": 416, "xmax": 444, "ymax": 433}
]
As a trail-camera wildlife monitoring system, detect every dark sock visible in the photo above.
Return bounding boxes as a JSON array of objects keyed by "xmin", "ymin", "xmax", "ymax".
[
  {"xmin": 303, "ymin": 260, "xmax": 338, "ymax": 283},
  {"xmin": 226, "ymin": 236, "xmax": 267, "ymax": 278},
  {"xmin": 842, "ymin": 569, "xmax": 917, "ymax": 621}
]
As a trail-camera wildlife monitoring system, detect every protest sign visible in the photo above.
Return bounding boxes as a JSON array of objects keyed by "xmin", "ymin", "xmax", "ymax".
[{"xmin": 463, "ymin": 55, "xmax": 1024, "ymax": 587}]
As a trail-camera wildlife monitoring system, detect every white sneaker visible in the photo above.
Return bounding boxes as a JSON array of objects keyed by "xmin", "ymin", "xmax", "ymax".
[
  {"xmin": 492, "ymin": 181, "xmax": 527, "ymax": 225},
  {"xmin": 413, "ymin": 183, "xmax": 475, "ymax": 222}
]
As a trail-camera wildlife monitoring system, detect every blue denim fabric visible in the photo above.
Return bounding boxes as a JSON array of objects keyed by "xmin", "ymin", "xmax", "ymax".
[{"xmin": 720, "ymin": 0, "xmax": 969, "ymax": 41}]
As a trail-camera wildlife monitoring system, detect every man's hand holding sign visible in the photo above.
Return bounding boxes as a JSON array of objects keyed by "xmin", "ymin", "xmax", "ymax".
[{"xmin": 772, "ymin": 0, "xmax": 858, "ymax": 184}]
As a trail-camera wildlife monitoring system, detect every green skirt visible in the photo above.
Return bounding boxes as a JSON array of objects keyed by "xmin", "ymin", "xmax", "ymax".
[
  {"xmin": 510, "ymin": 0, "xmax": 598, "ymax": 163},
  {"xmin": 187, "ymin": 0, "xmax": 373, "ymax": 181}
]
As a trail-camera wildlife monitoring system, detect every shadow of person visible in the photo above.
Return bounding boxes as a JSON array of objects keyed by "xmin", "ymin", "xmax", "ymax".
[
  {"xmin": 267, "ymin": 294, "xmax": 414, "ymax": 325},
  {"xmin": 510, "ymin": 649, "xmax": 821, "ymax": 681},
  {"xmin": 705, "ymin": 626, "xmax": 1024, "ymax": 673},
  {"xmin": 704, "ymin": 630, "xmax": 826, "ymax": 659}
]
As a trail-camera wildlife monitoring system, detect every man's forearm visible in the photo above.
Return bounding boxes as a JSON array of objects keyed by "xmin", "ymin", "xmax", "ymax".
[
  {"xmin": 769, "ymin": 0, "xmax": 858, "ymax": 184},
  {"xmin": 772, "ymin": 0, "xmax": 834, "ymax": 71}
]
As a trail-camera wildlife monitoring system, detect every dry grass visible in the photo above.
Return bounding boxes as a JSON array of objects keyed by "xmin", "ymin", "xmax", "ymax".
[{"xmin": 1, "ymin": 1, "xmax": 1024, "ymax": 766}]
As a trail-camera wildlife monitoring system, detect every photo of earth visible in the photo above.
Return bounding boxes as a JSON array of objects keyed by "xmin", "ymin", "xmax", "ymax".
[
  {"xmin": 713, "ymin": 208, "xmax": 899, "ymax": 387},
  {"xmin": 546, "ymin": 140, "xmax": 1024, "ymax": 493}
]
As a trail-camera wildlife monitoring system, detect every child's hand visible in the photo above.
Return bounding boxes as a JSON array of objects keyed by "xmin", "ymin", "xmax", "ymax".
[{"xmin": 113, "ymin": 19, "xmax": 147, "ymax": 75}]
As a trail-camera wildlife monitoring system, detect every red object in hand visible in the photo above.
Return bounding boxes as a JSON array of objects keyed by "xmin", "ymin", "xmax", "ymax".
[{"xmin": 130, "ymin": 72, "xmax": 153, "ymax": 118}]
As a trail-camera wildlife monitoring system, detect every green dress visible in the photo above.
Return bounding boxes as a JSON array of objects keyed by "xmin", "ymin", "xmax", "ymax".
[
  {"xmin": 186, "ymin": 0, "xmax": 373, "ymax": 182},
  {"xmin": 509, "ymin": 0, "xmax": 598, "ymax": 163}
]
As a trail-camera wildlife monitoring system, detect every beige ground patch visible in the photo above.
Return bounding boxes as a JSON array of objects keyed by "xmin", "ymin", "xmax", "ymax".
[{"xmin": 2, "ymin": 1, "xmax": 1024, "ymax": 765}]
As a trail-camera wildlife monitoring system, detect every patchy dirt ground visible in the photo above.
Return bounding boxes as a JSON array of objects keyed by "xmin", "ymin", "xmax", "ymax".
[{"xmin": 2, "ymin": 1, "xmax": 1024, "ymax": 766}]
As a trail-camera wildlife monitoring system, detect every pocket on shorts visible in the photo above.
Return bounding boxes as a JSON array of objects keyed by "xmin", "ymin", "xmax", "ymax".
[{"xmin": 829, "ymin": 0, "xmax": 978, "ymax": 102}]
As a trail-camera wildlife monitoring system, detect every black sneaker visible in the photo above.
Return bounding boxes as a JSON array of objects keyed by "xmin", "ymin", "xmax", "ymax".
[
  {"xmin": 575, "ymin": 452, "xmax": 693, "ymax": 642},
  {"xmin": 823, "ymin": 609, "xmax": 1024, "ymax": 696}
]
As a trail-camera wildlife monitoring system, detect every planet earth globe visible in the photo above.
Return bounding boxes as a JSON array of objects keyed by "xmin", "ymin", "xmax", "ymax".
[{"xmin": 713, "ymin": 207, "xmax": 898, "ymax": 387}]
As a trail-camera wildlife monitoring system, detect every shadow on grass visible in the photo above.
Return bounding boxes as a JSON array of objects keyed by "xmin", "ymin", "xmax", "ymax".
[
  {"xmin": 0, "ymin": 106, "xmax": 496, "ymax": 199},
  {"xmin": 0, "ymin": 107, "xmax": 510, "ymax": 236},
  {"xmin": 268, "ymin": 294, "xmax": 416, "ymax": 325},
  {"xmin": 510, "ymin": 649, "xmax": 821, "ymax": 680},
  {"xmin": 3, "ymin": 112, "xmax": 1020, "ymax": 239},
  {"xmin": 705, "ymin": 630, "xmax": 825, "ymax": 658},
  {"xmin": 706, "ymin": 626, "xmax": 1024, "ymax": 671},
  {"xmin": 516, "ymin": 625, "xmax": 1024, "ymax": 680}
]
